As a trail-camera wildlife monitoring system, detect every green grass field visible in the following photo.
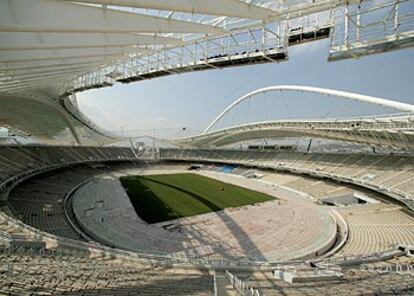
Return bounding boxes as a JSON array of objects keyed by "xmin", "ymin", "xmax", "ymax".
[{"xmin": 120, "ymin": 173, "xmax": 274, "ymax": 223}]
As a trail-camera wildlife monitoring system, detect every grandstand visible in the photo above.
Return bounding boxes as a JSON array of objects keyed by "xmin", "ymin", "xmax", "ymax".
[
  {"xmin": 1, "ymin": 0, "xmax": 414, "ymax": 295},
  {"xmin": 0, "ymin": 145, "xmax": 414, "ymax": 294}
]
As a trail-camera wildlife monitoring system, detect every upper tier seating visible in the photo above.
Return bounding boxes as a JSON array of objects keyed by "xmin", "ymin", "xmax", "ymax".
[{"xmin": 0, "ymin": 145, "xmax": 138, "ymax": 192}]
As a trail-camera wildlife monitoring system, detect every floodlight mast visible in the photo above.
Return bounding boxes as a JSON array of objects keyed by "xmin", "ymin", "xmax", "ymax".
[{"xmin": 204, "ymin": 85, "xmax": 414, "ymax": 133}]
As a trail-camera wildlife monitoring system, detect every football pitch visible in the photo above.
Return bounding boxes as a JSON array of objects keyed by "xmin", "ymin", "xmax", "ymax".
[{"xmin": 120, "ymin": 173, "xmax": 274, "ymax": 223}]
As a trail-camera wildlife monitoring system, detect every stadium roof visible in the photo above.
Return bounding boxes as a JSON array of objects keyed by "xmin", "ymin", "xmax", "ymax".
[
  {"xmin": 1, "ymin": 0, "xmax": 356, "ymax": 97},
  {"xmin": 174, "ymin": 85, "xmax": 414, "ymax": 150},
  {"xmin": 0, "ymin": 0, "xmax": 413, "ymax": 145}
]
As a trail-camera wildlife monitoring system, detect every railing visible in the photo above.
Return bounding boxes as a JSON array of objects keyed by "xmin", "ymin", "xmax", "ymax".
[
  {"xmin": 361, "ymin": 262, "xmax": 414, "ymax": 275},
  {"xmin": 330, "ymin": 0, "xmax": 414, "ymax": 59},
  {"xmin": 319, "ymin": 247, "xmax": 406, "ymax": 266},
  {"xmin": 62, "ymin": 24, "xmax": 288, "ymax": 94},
  {"xmin": 213, "ymin": 270, "xmax": 218, "ymax": 296},
  {"xmin": 170, "ymin": 253, "xmax": 265, "ymax": 267},
  {"xmin": 226, "ymin": 270, "xmax": 261, "ymax": 296},
  {"xmin": 272, "ymin": 263, "xmax": 343, "ymax": 281}
]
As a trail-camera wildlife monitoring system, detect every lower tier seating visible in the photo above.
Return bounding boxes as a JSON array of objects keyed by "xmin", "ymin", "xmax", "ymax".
[{"xmin": 0, "ymin": 250, "xmax": 213, "ymax": 296}]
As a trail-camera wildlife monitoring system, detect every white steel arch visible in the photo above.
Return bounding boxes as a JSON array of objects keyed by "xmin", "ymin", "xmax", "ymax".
[{"xmin": 204, "ymin": 85, "xmax": 414, "ymax": 133}]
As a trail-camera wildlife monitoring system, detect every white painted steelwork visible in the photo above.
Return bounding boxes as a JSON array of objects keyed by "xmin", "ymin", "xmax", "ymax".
[
  {"xmin": 0, "ymin": 0, "xmax": 413, "ymax": 145},
  {"xmin": 204, "ymin": 85, "xmax": 414, "ymax": 133}
]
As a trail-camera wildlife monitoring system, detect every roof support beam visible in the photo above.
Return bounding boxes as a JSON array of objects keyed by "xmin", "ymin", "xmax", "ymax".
[
  {"xmin": 0, "ymin": 0, "xmax": 224, "ymax": 34},
  {"xmin": 66, "ymin": 0, "xmax": 277, "ymax": 20},
  {"xmin": 0, "ymin": 80, "xmax": 64, "ymax": 92},
  {"xmin": 0, "ymin": 55, "xmax": 125, "ymax": 69},
  {"xmin": 1, "ymin": 68, "xmax": 93, "ymax": 82},
  {"xmin": 268, "ymin": 0, "xmax": 360, "ymax": 22},
  {"xmin": 0, "ymin": 71, "xmax": 87, "ymax": 87},
  {"xmin": 0, "ymin": 64, "xmax": 101, "ymax": 80},
  {"xmin": 0, "ymin": 47, "xmax": 150, "ymax": 63},
  {"xmin": 0, "ymin": 32, "xmax": 182, "ymax": 51},
  {"xmin": 0, "ymin": 60, "xmax": 106, "ymax": 72}
]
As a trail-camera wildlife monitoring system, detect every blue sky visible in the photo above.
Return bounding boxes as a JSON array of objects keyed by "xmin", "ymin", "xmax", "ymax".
[{"xmin": 77, "ymin": 39, "xmax": 414, "ymax": 138}]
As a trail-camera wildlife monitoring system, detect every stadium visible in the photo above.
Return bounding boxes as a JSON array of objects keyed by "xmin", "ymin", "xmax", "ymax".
[{"xmin": 1, "ymin": 0, "xmax": 414, "ymax": 295}]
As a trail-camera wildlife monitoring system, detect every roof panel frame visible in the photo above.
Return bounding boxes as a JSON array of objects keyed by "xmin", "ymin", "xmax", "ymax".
[{"xmin": 0, "ymin": 0, "xmax": 225, "ymax": 34}]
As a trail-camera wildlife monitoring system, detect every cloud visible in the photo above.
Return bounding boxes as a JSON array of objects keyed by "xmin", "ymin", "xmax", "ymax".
[{"xmin": 77, "ymin": 95, "xmax": 180, "ymax": 136}]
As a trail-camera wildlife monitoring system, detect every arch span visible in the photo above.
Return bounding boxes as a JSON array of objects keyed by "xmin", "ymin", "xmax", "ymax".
[{"xmin": 204, "ymin": 85, "xmax": 414, "ymax": 133}]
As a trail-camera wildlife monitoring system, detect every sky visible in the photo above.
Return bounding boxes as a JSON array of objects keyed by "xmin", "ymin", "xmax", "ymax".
[{"xmin": 77, "ymin": 39, "xmax": 414, "ymax": 138}]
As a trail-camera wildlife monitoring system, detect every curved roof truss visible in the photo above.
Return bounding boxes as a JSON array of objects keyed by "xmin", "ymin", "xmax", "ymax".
[{"xmin": 204, "ymin": 85, "xmax": 414, "ymax": 133}]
